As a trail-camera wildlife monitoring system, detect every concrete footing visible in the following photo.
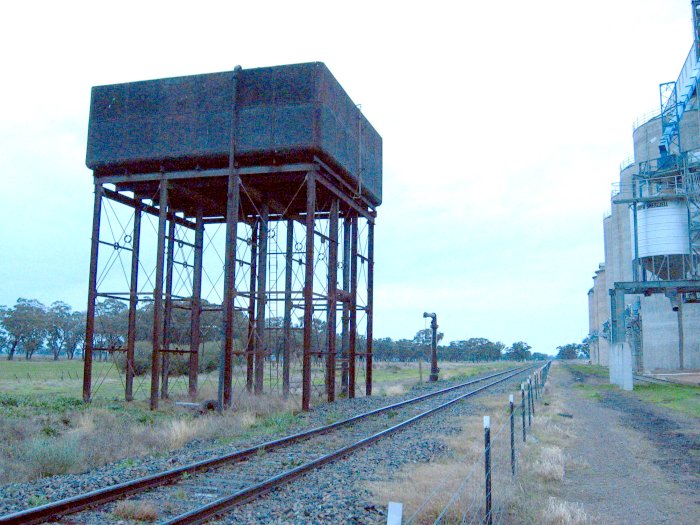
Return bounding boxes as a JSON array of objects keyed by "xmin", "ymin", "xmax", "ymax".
[{"xmin": 609, "ymin": 342, "xmax": 633, "ymax": 391}]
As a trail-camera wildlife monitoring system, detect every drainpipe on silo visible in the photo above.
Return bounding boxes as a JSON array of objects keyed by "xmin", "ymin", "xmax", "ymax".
[{"xmin": 423, "ymin": 312, "xmax": 439, "ymax": 382}]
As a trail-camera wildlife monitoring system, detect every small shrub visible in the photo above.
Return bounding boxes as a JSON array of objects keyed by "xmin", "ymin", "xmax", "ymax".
[
  {"xmin": 41, "ymin": 426, "xmax": 59, "ymax": 437},
  {"xmin": 113, "ymin": 500, "xmax": 158, "ymax": 522},
  {"xmin": 27, "ymin": 494, "xmax": 49, "ymax": 507},
  {"xmin": 0, "ymin": 393, "xmax": 20, "ymax": 408},
  {"xmin": 24, "ymin": 436, "xmax": 83, "ymax": 478}
]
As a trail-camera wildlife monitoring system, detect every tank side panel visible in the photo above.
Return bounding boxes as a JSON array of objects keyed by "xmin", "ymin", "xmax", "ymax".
[{"xmin": 86, "ymin": 63, "xmax": 383, "ymax": 205}]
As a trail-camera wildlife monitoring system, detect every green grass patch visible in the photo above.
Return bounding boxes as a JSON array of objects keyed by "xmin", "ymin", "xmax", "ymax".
[
  {"xmin": 568, "ymin": 364, "xmax": 608, "ymax": 377},
  {"xmin": 251, "ymin": 411, "xmax": 298, "ymax": 434},
  {"xmin": 633, "ymin": 383, "xmax": 700, "ymax": 418},
  {"xmin": 573, "ymin": 383, "xmax": 616, "ymax": 399}
]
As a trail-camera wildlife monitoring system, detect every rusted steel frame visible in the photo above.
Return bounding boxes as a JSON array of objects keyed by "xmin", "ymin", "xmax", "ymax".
[
  {"xmin": 102, "ymin": 187, "xmax": 195, "ymax": 230},
  {"xmin": 314, "ymin": 172, "xmax": 373, "ymax": 221},
  {"xmin": 340, "ymin": 215, "xmax": 351, "ymax": 395},
  {"xmin": 160, "ymin": 366, "xmax": 536, "ymax": 525},
  {"xmin": 220, "ymin": 172, "xmax": 240, "ymax": 410},
  {"xmin": 254, "ymin": 204, "xmax": 269, "ymax": 394},
  {"xmin": 97, "ymin": 239, "xmax": 132, "ymax": 252},
  {"xmin": 161, "ymin": 219, "xmax": 176, "ymax": 399},
  {"xmin": 246, "ymin": 222, "xmax": 258, "ymax": 392},
  {"xmin": 125, "ymin": 202, "xmax": 142, "ymax": 401},
  {"xmin": 312, "ymin": 156, "xmax": 376, "ymax": 212},
  {"xmin": 326, "ymin": 199, "xmax": 339, "ymax": 402},
  {"xmin": 150, "ymin": 180, "xmax": 169, "ymax": 410},
  {"xmin": 283, "ymin": 219, "xmax": 294, "ymax": 398},
  {"xmin": 349, "ymin": 214, "xmax": 358, "ymax": 398},
  {"xmin": 0, "ymin": 366, "xmax": 530, "ymax": 525},
  {"xmin": 218, "ymin": 66, "xmax": 242, "ymax": 411},
  {"xmin": 239, "ymin": 178, "xmax": 292, "ymax": 225},
  {"xmin": 188, "ymin": 207, "xmax": 204, "ymax": 399},
  {"xmin": 302, "ymin": 172, "xmax": 316, "ymax": 411},
  {"xmin": 83, "ymin": 183, "xmax": 103, "ymax": 403},
  {"xmin": 366, "ymin": 218, "xmax": 375, "ymax": 396},
  {"xmin": 98, "ymin": 162, "xmax": 318, "ymax": 185},
  {"xmin": 170, "ymin": 182, "xmax": 221, "ymax": 216}
]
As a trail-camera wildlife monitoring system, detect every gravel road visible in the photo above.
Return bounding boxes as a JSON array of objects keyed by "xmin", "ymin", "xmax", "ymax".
[{"xmin": 556, "ymin": 365, "xmax": 700, "ymax": 525}]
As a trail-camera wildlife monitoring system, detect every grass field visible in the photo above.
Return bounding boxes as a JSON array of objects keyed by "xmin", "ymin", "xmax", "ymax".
[
  {"xmin": 0, "ymin": 359, "xmax": 514, "ymax": 407},
  {"xmin": 0, "ymin": 358, "xmax": 518, "ymax": 484}
]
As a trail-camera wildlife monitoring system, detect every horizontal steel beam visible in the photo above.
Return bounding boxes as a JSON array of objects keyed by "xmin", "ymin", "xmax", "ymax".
[
  {"xmin": 103, "ymin": 188, "xmax": 196, "ymax": 230},
  {"xmin": 97, "ymin": 163, "xmax": 319, "ymax": 185},
  {"xmin": 614, "ymin": 280, "xmax": 700, "ymax": 294}
]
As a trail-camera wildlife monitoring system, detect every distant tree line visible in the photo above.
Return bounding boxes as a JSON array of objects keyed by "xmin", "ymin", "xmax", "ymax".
[
  {"xmin": 373, "ymin": 329, "xmax": 546, "ymax": 362},
  {"xmin": 555, "ymin": 338, "xmax": 590, "ymax": 360},
  {"xmin": 1, "ymin": 297, "xmax": 549, "ymax": 364}
]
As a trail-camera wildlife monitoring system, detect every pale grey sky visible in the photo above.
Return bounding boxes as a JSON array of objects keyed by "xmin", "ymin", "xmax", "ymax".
[{"xmin": 0, "ymin": 0, "xmax": 695, "ymax": 354}]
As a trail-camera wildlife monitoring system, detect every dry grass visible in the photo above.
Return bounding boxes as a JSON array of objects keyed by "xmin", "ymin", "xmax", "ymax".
[
  {"xmin": 112, "ymin": 500, "xmax": 158, "ymax": 522},
  {"xmin": 378, "ymin": 383, "xmax": 408, "ymax": 397},
  {"xmin": 368, "ymin": 372, "xmax": 592, "ymax": 524},
  {"xmin": 541, "ymin": 497, "xmax": 588, "ymax": 525},
  {"xmin": 1, "ymin": 390, "xmax": 301, "ymax": 484},
  {"xmin": 530, "ymin": 446, "xmax": 566, "ymax": 481},
  {"xmin": 369, "ymin": 405, "xmax": 514, "ymax": 523}
]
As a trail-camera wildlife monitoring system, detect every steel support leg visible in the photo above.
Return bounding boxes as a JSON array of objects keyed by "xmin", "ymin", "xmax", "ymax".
[
  {"xmin": 161, "ymin": 219, "xmax": 176, "ymax": 399},
  {"xmin": 302, "ymin": 173, "xmax": 316, "ymax": 411},
  {"xmin": 349, "ymin": 214, "xmax": 358, "ymax": 399},
  {"xmin": 283, "ymin": 219, "xmax": 293, "ymax": 398},
  {"xmin": 340, "ymin": 216, "xmax": 351, "ymax": 396},
  {"xmin": 126, "ymin": 201, "xmax": 142, "ymax": 401},
  {"xmin": 219, "ymin": 172, "xmax": 240, "ymax": 410},
  {"xmin": 366, "ymin": 219, "xmax": 374, "ymax": 396},
  {"xmin": 83, "ymin": 183, "xmax": 103, "ymax": 403},
  {"xmin": 255, "ymin": 204, "xmax": 269, "ymax": 395},
  {"xmin": 189, "ymin": 207, "xmax": 204, "ymax": 399},
  {"xmin": 246, "ymin": 221, "xmax": 258, "ymax": 392},
  {"xmin": 326, "ymin": 199, "xmax": 339, "ymax": 402},
  {"xmin": 150, "ymin": 180, "xmax": 169, "ymax": 410}
]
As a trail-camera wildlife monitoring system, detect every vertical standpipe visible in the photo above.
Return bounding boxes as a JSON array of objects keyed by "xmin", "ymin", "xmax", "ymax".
[{"xmin": 423, "ymin": 312, "xmax": 439, "ymax": 381}]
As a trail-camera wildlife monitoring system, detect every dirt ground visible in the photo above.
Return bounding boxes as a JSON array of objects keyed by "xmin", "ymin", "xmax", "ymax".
[{"xmin": 552, "ymin": 364, "xmax": 700, "ymax": 525}]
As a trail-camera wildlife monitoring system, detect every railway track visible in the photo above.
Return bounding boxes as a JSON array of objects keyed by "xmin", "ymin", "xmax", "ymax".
[
  {"xmin": 0, "ymin": 364, "xmax": 542, "ymax": 525},
  {"xmin": 633, "ymin": 373, "xmax": 681, "ymax": 385}
]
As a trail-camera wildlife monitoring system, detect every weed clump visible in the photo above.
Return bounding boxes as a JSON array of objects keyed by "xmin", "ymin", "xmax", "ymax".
[{"xmin": 113, "ymin": 500, "xmax": 158, "ymax": 522}]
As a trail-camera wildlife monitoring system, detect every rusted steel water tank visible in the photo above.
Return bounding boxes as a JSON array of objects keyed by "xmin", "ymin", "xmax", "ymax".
[{"xmin": 86, "ymin": 62, "xmax": 382, "ymax": 206}]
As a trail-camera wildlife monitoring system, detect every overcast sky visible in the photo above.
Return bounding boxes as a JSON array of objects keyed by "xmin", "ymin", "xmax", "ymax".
[{"xmin": 0, "ymin": 0, "xmax": 695, "ymax": 355}]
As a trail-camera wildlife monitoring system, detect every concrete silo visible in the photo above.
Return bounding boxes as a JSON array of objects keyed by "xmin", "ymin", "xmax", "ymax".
[{"xmin": 589, "ymin": 1, "xmax": 700, "ymax": 375}]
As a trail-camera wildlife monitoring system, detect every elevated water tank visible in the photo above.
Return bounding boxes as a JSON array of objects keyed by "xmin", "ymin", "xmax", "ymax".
[
  {"xmin": 631, "ymin": 199, "xmax": 690, "ymax": 279},
  {"xmin": 86, "ymin": 62, "xmax": 383, "ymax": 206}
]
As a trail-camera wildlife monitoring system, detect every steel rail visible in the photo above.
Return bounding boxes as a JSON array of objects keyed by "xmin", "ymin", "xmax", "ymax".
[
  {"xmin": 164, "ymin": 364, "xmax": 540, "ymax": 524},
  {"xmin": 633, "ymin": 373, "xmax": 686, "ymax": 385},
  {"xmin": 0, "ymin": 366, "xmax": 532, "ymax": 525}
]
